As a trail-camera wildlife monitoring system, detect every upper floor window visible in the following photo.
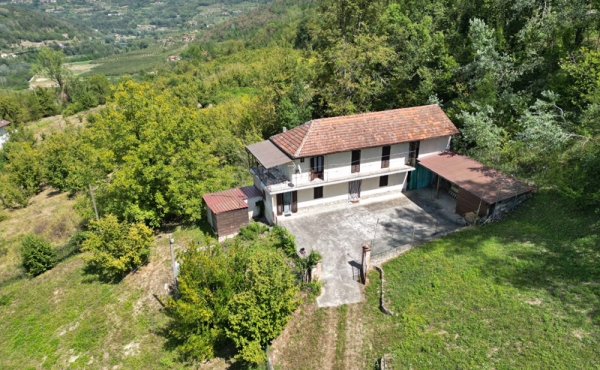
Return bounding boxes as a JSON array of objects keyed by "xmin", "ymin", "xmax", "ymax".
[
  {"xmin": 351, "ymin": 150, "xmax": 361, "ymax": 173},
  {"xmin": 310, "ymin": 156, "xmax": 324, "ymax": 181},
  {"xmin": 381, "ymin": 146, "xmax": 391, "ymax": 168},
  {"xmin": 407, "ymin": 141, "xmax": 420, "ymax": 166}
]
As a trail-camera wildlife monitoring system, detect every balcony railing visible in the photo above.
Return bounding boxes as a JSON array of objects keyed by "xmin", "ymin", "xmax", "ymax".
[{"xmin": 252, "ymin": 164, "xmax": 414, "ymax": 193}]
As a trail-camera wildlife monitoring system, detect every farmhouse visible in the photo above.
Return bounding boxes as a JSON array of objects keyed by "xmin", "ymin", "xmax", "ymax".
[
  {"xmin": 246, "ymin": 105, "xmax": 458, "ymax": 224},
  {"xmin": 203, "ymin": 105, "xmax": 533, "ymax": 240}
]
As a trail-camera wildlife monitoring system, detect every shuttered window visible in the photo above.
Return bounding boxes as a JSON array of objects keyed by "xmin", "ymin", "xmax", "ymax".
[
  {"xmin": 381, "ymin": 146, "xmax": 390, "ymax": 168},
  {"xmin": 379, "ymin": 175, "xmax": 389, "ymax": 187},
  {"xmin": 314, "ymin": 186, "xmax": 323, "ymax": 199},
  {"xmin": 351, "ymin": 150, "xmax": 361, "ymax": 173}
]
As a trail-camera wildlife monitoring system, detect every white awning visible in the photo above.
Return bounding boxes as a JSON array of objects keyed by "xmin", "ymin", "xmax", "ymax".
[{"xmin": 246, "ymin": 140, "xmax": 292, "ymax": 169}]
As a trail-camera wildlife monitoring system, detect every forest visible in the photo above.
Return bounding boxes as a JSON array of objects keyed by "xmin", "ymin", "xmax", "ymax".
[{"xmin": 0, "ymin": 0, "xmax": 599, "ymax": 367}]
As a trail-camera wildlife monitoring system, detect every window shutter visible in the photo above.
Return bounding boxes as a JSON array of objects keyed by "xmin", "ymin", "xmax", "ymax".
[
  {"xmin": 291, "ymin": 191, "xmax": 298, "ymax": 213},
  {"xmin": 276, "ymin": 193, "xmax": 283, "ymax": 215}
]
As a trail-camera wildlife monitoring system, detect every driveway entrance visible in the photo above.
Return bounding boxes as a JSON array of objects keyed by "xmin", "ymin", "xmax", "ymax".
[{"xmin": 278, "ymin": 191, "xmax": 463, "ymax": 307}]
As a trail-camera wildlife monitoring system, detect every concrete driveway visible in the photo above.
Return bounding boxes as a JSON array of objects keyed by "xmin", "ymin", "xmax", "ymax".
[{"xmin": 278, "ymin": 191, "xmax": 462, "ymax": 307}]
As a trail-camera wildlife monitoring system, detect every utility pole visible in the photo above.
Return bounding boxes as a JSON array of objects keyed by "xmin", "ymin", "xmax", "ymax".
[
  {"xmin": 89, "ymin": 184, "xmax": 99, "ymax": 221},
  {"xmin": 169, "ymin": 234, "xmax": 179, "ymax": 298}
]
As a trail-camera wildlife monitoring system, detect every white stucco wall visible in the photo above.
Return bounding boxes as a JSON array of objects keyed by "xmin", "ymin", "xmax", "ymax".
[
  {"xmin": 246, "ymin": 196, "xmax": 262, "ymax": 219},
  {"xmin": 419, "ymin": 136, "xmax": 451, "ymax": 158},
  {"xmin": 265, "ymin": 190, "xmax": 275, "ymax": 224}
]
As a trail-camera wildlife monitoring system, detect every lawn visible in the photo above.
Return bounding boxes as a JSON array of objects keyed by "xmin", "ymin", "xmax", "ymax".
[
  {"xmin": 0, "ymin": 224, "xmax": 209, "ymax": 369},
  {"xmin": 271, "ymin": 191, "xmax": 600, "ymax": 369},
  {"xmin": 363, "ymin": 191, "xmax": 600, "ymax": 368}
]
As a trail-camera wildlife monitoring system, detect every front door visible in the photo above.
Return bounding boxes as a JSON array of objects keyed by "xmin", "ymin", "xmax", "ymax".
[
  {"xmin": 283, "ymin": 192, "xmax": 292, "ymax": 214},
  {"xmin": 348, "ymin": 180, "xmax": 362, "ymax": 202},
  {"xmin": 277, "ymin": 191, "xmax": 298, "ymax": 216}
]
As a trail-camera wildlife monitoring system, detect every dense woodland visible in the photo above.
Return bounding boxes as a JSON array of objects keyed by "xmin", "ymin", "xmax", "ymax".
[{"xmin": 1, "ymin": 0, "xmax": 600, "ymax": 365}]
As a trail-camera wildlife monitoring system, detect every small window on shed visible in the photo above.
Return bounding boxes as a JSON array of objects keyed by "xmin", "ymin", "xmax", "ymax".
[
  {"xmin": 314, "ymin": 186, "xmax": 323, "ymax": 199},
  {"xmin": 300, "ymin": 158, "xmax": 305, "ymax": 163},
  {"xmin": 379, "ymin": 175, "xmax": 389, "ymax": 187}
]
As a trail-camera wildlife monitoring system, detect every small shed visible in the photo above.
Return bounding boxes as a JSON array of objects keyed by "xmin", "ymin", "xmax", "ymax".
[
  {"xmin": 418, "ymin": 152, "xmax": 534, "ymax": 218},
  {"xmin": 203, "ymin": 186, "xmax": 263, "ymax": 241}
]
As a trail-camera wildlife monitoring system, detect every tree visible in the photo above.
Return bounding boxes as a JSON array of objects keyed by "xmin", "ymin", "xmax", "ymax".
[
  {"xmin": 166, "ymin": 242, "xmax": 248, "ymax": 361},
  {"xmin": 227, "ymin": 248, "xmax": 300, "ymax": 364},
  {"xmin": 42, "ymin": 127, "xmax": 113, "ymax": 193},
  {"xmin": 81, "ymin": 214, "xmax": 153, "ymax": 282},
  {"xmin": 90, "ymin": 81, "xmax": 237, "ymax": 226},
  {"xmin": 33, "ymin": 47, "xmax": 72, "ymax": 100},
  {"xmin": 21, "ymin": 234, "xmax": 56, "ymax": 277}
]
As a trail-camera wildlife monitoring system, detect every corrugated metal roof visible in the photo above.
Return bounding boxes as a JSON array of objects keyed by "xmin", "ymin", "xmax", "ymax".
[
  {"xmin": 269, "ymin": 105, "xmax": 459, "ymax": 158},
  {"xmin": 0, "ymin": 119, "xmax": 11, "ymax": 128},
  {"xmin": 246, "ymin": 140, "xmax": 292, "ymax": 169},
  {"xmin": 418, "ymin": 152, "xmax": 534, "ymax": 204},
  {"xmin": 203, "ymin": 186, "xmax": 262, "ymax": 214}
]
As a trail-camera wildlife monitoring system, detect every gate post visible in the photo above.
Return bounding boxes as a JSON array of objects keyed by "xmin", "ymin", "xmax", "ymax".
[{"xmin": 361, "ymin": 244, "xmax": 371, "ymax": 284}]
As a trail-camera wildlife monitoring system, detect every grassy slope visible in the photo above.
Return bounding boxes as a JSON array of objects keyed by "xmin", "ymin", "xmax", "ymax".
[
  {"xmin": 271, "ymin": 191, "xmax": 600, "ymax": 369},
  {"xmin": 0, "ymin": 225, "xmax": 209, "ymax": 369},
  {"xmin": 364, "ymin": 191, "xmax": 600, "ymax": 368},
  {"xmin": 0, "ymin": 110, "xmax": 206, "ymax": 369}
]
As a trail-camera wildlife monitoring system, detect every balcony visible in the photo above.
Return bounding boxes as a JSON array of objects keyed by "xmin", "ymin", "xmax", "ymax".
[{"xmin": 251, "ymin": 164, "xmax": 414, "ymax": 194}]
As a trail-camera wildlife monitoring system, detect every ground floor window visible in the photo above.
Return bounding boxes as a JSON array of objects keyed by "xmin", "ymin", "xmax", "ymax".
[
  {"xmin": 314, "ymin": 186, "xmax": 323, "ymax": 199},
  {"xmin": 379, "ymin": 175, "xmax": 389, "ymax": 187}
]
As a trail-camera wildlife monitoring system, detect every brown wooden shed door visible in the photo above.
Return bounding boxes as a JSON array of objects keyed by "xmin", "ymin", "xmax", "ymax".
[
  {"xmin": 276, "ymin": 193, "xmax": 283, "ymax": 215},
  {"xmin": 292, "ymin": 191, "xmax": 298, "ymax": 213}
]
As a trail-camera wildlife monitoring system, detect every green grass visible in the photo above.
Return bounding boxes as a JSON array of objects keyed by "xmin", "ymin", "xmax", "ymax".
[
  {"xmin": 334, "ymin": 304, "xmax": 348, "ymax": 369},
  {"xmin": 364, "ymin": 191, "xmax": 600, "ymax": 368},
  {"xmin": 85, "ymin": 45, "xmax": 183, "ymax": 77},
  {"xmin": 0, "ymin": 256, "xmax": 183, "ymax": 369}
]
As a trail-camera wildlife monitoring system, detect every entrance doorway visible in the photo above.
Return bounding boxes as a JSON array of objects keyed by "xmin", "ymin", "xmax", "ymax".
[
  {"xmin": 348, "ymin": 180, "xmax": 362, "ymax": 202},
  {"xmin": 283, "ymin": 192, "xmax": 292, "ymax": 214}
]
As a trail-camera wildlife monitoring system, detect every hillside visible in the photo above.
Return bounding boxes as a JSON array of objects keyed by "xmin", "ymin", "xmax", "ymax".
[
  {"xmin": 2, "ymin": 0, "xmax": 272, "ymax": 36},
  {"xmin": 0, "ymin": 5, "xmax": 93, "ymax": 48}
]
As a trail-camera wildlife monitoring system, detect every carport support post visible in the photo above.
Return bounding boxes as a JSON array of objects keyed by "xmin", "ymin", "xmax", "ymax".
[
  {"xmin": 435, "ymin": 176, "xmax": 441, "ymax": 199},
  {"xmin": 361, "ymin": 244, "xmax": 371, "ymax": 284}
]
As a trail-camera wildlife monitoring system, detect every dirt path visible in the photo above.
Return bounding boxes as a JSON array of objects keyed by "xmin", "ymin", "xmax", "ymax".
[{"xmin": 271, "ymin": 299, "xmax": 369, "ymax": 369}]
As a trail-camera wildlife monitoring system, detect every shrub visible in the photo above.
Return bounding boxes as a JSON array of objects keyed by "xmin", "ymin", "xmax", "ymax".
[
  {"xmin": 20, "ymin": 234, "xmax": 56, "ymax": 277},
  {"xmin": 82, "ymin": 214, "xmax": 153, "ymax": 282},
  {"xmin": 238, "ymin": 221, "xmax": 269, "ymax": 240},
  {"xmin": 0, "ymin": 211, "xmax": 8, "ymax": 222}
]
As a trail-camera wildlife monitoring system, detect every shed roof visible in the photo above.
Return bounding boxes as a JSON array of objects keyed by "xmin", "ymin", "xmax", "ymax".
[
  {"xmin": 246, "ymin": 140, "xmax": 292, "ymax": 169},
  {"xmin": 269, "ymin": 105, "xmax": 459, "ymax": 158},
  {"xmin": 0, "ymin": 119, "xmax": 11, "ymax": 128},
  {"xmin": 203, "ymin": 186, "xmax": 262, "ymax": 214},
  {"xmin": 418, "ymin": 152, "xmax": 534, "ymax": 204}
]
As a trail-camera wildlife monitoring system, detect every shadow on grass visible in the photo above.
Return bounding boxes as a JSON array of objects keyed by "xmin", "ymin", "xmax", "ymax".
[{"xmin": 431, "ymin": 191, "xmax": 600, "ymax": 322}]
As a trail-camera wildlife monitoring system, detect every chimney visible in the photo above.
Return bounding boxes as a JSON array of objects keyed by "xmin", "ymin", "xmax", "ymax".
[{"xmin": 282, "ymin": 127, "xmax": 287, "ymax": 132}]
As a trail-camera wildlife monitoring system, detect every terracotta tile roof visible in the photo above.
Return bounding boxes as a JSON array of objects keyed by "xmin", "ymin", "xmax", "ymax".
[
  {"xmin": 203, "ymin": 186, "xmax": 262, "ymax": 214},
  {"xmin": 0, "ymin": 119, "xmax": 10, "ymax": 128},
  {"xmin": 270, "ymin": 105, "xmax": 459, "ymax": 158},
  {"xmin": 418, "ymin": 152, "xmax": 535, "ymax": 204}
]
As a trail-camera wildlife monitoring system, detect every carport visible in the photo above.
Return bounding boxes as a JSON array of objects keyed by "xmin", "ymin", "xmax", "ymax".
[{"xmin": 418, "ymin": 152, "xmax": 534, "ymax": 219}]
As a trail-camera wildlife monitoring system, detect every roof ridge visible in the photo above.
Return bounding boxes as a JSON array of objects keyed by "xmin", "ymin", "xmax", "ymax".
[{"xmin": 294, "ymin": 121, "xmax": 314, "ymax": 158}]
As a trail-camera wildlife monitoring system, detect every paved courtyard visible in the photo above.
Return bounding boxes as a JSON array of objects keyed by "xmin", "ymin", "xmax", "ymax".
[{"xmin": 278, "ymin": 190, "xmax": 463, "ymax": 307}]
